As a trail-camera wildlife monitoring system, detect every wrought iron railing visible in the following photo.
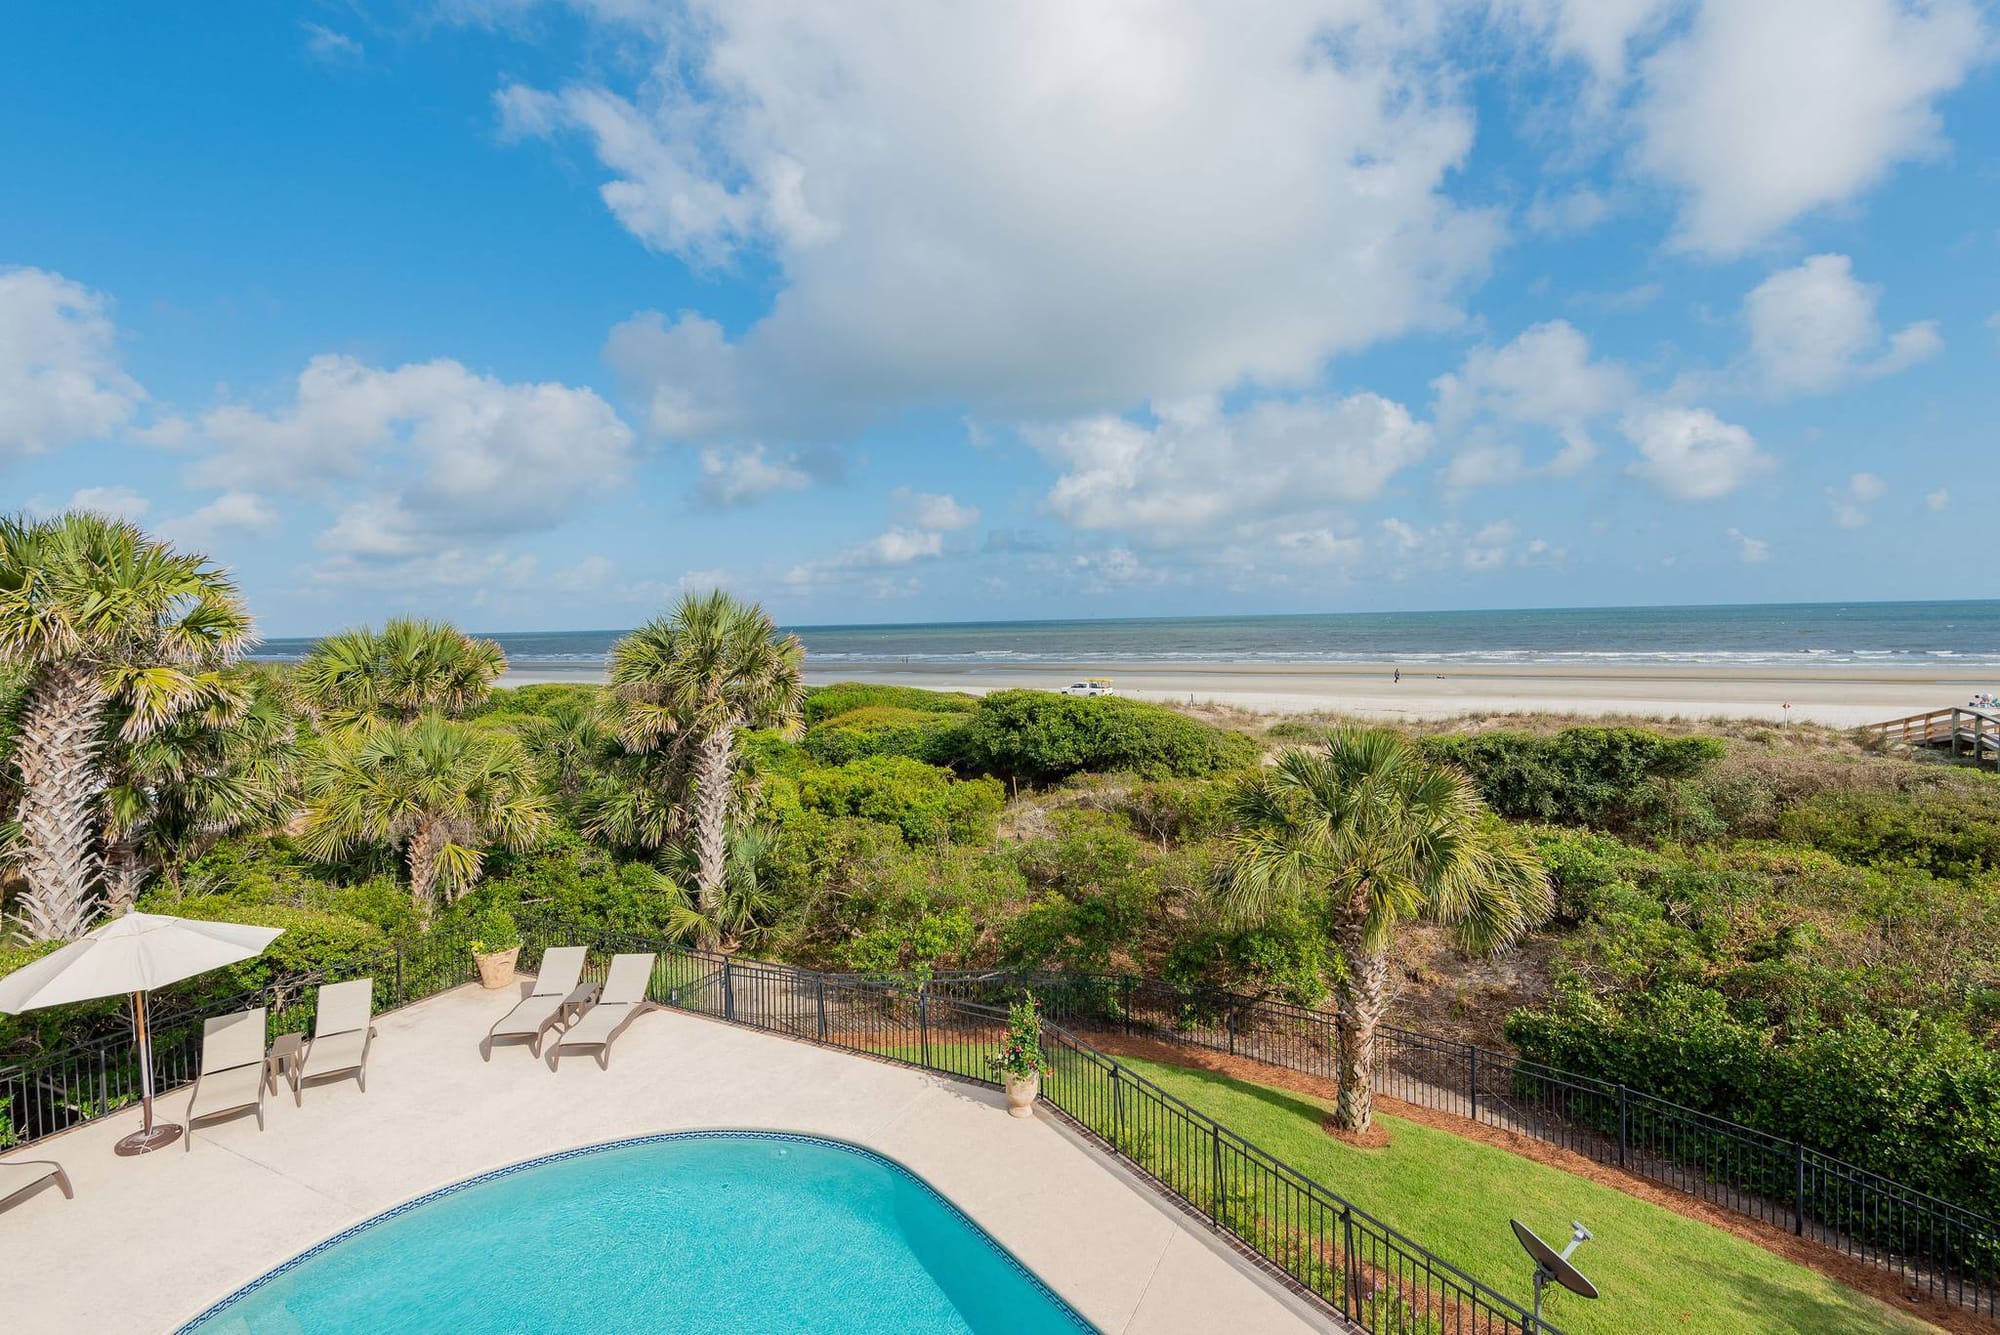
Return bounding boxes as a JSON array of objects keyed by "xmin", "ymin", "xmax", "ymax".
[
  {"xmin": 9, "ymin": 915, "xmax": 1998, "ymax": 1322},
  {"xmin": 0, "ymin": 927, "xmax": 477, "ymax": 1149},
  {"xmin": 528, "ymin": 922, "xmax": 1555, "ymax": 1334},
  {"xmin": 881, "ymin": 966, "xmax": 2000, "ymax": 1317}
]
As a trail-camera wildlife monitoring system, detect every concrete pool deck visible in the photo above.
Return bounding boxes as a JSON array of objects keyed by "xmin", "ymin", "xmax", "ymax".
[{"xmin": 0, "ymin": 981, "xmax": 1326, "ymax": 1333}]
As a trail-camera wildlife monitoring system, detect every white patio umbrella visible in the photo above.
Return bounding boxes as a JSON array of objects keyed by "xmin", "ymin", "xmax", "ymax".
[{"xmin": 0, "ymin": 912, "xmax": 284, "ymax": 1155}]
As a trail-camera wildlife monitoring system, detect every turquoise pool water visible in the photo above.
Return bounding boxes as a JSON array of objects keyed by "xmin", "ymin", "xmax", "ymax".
[{"xmin": 180, "ymin": 1132, "xmax": 1094, "ymax": 1334}]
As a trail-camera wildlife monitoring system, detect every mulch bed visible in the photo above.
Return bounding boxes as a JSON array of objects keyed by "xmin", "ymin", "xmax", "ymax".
[{"xmin": 1079, "ymin": 1032, "xmax": 1976, "ymax": 1335}]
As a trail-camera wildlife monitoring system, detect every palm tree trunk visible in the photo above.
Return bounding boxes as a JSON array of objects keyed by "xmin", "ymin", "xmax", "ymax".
[
  {"xmin": 13, "ymin": 661, "xmax": 109, "ymax": 941},
  {"xmin": 103, "ymin": 832, "xmax": 148, "ymax": 915},
  {"xmin": 406, "ymin": 820, "xmax": 441, "ymax": 918},
  {"xmin": 1332, "ymin": 915, "xmax": 1389, "ymax": 1133},
  {"xmin": 691, "ymin": 721, "xmax": 734, "ymax": 914}
]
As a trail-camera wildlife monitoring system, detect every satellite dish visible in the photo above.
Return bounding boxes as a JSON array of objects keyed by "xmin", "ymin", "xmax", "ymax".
[{"xmin": 1511, "ymin": 1219, "xmax": 1598, "ymax": 1326}]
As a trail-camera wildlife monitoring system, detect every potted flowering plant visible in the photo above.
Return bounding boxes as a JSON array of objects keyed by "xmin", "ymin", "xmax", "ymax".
[
  {"xmin": 989, "ymin": 991, "xmax": 1052, "ymax": 1118},
  {"xmin": 468, "ymin": 906, "xmax": 522, "ymax": 990}
]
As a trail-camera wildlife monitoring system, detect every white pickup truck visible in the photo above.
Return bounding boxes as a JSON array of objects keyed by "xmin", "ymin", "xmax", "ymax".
[{"xmin": 1062, "ymin": 679, "xmax": 1116, "ymax": 697}]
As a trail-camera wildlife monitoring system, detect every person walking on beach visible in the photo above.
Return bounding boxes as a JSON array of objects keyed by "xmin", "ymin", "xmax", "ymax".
[{"xmin": 1393, "ymin": 667, "xmax": 1400, "ymax": 684}]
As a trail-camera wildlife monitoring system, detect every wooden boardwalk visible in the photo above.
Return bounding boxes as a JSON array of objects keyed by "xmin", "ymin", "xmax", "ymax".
[{"xmin": 1864, "ymin": 704, "xmax": 2000, "ymax": 769}]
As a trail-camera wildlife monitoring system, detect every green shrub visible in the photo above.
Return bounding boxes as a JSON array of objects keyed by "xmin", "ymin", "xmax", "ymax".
[
  {"xmin": 1506, "ymin": 982, "xmax": 2000, "ymax": 1219},
  {"xmin": 801, "ymin": 705, "xmax": 968, "ymax": 766},
  {"xmin": 802, "ymin": 682, "xmax": 979, "ymax": 726},
  {"xmin": 945, "ymin": 690, "xmax": 1260, "ymax": 783},
  {"xmin": 796, "ymin": 755, "xmax": 1004, "ymax": 846},
  {"xmin": 1776, "ymin": 788, "xmax": 2000, "ymax": 880},
  {"xmin": 1099, "ymin": 775, "xmax": 1241, "ymax": 844},
  {"xmin": 467, "ymin": 682, "xmax": 605, "ymax": 724},
  {"xmin": 1421, "ymin": 727, "xmax": 1725, "ymax": 831},
  {"xmin": 466, "ymin": 905, "xmax": 521, "ymax": 953},
  {"xmin": 1002, "ymin": 814, "xmax": 1159, "ymax": 974},
  {"xmin": 1163, "ymin": 902, "xmax": 1330, "ymax": 1008}
]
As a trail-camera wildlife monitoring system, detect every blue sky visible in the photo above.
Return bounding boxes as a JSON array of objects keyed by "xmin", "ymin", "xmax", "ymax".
[{"xmin": 2, "ymin": 1, "xmax": 1996, "ymax": 636}]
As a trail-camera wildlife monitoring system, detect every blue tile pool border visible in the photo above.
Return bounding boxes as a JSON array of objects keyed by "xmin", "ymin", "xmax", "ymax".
[{"xmin": 172, "ymin": 1128, "xmax": 1098, "ymax": 1333}]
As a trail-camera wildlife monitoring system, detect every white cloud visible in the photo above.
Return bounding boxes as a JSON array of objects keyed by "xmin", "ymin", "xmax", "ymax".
[
  {"xmin": 156, "ymin": 491, "xmax": 278, "ymax": 550},
  {"xmin": 1622, "ymin": 406, "xmax": 1772, "ymax": 500},
  {"xmin": 785, "ymin": 526, "xmax": 948, "ymax": 590},
  {"xmin": 1927, "ymin": 487, "xmax": 1951, "ymax": 511},
  {"xmin": 1493, "ymin": 0, "xmax": 1678, "ymax": 91},
  {"xmin": 1272, "ymin": 529, "xmax": 1367, "ymax": 567},
  {"xmin": 1634, "ymin": 0, "xmax": 1989, "ymax": 256},
  {"xmin": 1726, "ymin": 528, "xmax": 1770, "ymax": 563},
  {"xmin": 1830, "ymin": 471, "xmax": 1889, "ymax": 527},
  {"xmin": 1034, "ymin": 393, "xmax": 1430, "ymax": 542},
  {"xmin": 302, "ymin": 22, "xmax": 364, "ymax": 64},
  {"xmin": 164, "ymin": 354, "xmax": 633, "ymax": 564},
  {"xmin": 0, "ymin": 267, "xmax": 144, "ymax": 463},
  {"xmin": 894, "ymin": 490, "xmax": 980, "ymax": 532},
  {"xmin": 694, "ymin": 445, "xmax": 817, "ymax": 508},
  {"xmin": 1433, "ymin": 320, "xmax": 1631, "ymax": 486},
  {"xmin": 1523, "ymin": 186, "xmax": 1614, "ymax": 236},
  {"xmin": 514, "ymin": 3, "xmax": 1500, "ymax": 435},
  {"xmin": 1462, "ymin": 520, "xmax": 1516, "ymax": 571},
  {"xmin": 65, "ymin": 486, "xmax": 150, "ymax": 520},
  {"xmin": 1745, "ymin": 254, "xmax": 1941, "ymax": 394}
]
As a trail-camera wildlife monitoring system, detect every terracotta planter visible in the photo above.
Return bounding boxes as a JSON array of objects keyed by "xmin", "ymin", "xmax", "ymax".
[
  {"xmin": 1004, "ymin": 1070, "xmax": 1040, "ymax": 1119},
  {"xmin": 474, "ymin": 946, "xmax": 521, "ymax": 990}
]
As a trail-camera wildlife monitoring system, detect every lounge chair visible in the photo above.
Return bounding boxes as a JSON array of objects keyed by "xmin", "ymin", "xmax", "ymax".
[
  {"xmin": 185, "ymin": 1006, "xmax": 269, "ymax": 1150},
  {"xmin": 0, "ymin": 1158, "xmax": 71, "ymax": 1214},
  {"xmin": 293, "ymin": 978, "xmax": 375, "ymax": 1104},
  {"xmin": 482, "ymin": 946, "xmax": 592, "ymax": 1060},
  {"xmin": 548, "ymin": 953, "xmax": 657, "ymax": 1071}
]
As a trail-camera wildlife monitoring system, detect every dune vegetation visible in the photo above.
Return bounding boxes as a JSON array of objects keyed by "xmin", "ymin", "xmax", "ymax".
[{"xmin": 6, "ymin": 515, "xmax": 2000, "ymax": 1322}]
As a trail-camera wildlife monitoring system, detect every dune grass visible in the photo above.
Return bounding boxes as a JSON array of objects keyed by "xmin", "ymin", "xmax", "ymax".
[{"xmin": 1112, "ymin": 1056, "xmax": 1934, "ymax": 1335}]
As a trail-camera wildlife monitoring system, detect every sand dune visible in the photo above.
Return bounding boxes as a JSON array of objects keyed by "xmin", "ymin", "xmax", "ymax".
[{"xmin": 503, "ymin": 658, "xmax": 1999, "ymax": 728}]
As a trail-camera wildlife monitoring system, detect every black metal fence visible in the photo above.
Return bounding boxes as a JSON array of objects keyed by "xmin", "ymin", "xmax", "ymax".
[
  {"xmin": 888, "ymin": 966, "xmax": 2000, "ymax": 1318},
  {"xmin": 0, "ymin": 927, "xmax": 477, "ymax": 1149},
  {"xmin": 9, "ymin": 915, "xmax": 1998, "ymax": 1324},
  {"xmin": 526, "ymin": 922, "xmax": 1554, "ymax": 1335}
]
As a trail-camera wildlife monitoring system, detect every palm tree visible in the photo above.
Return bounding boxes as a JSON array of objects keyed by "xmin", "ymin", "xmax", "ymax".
[
  {"xmin": 657, "ymin": 824, "xmax": 778, "ymax": 953},
  {"xmin": 298, "ymin": 715, "xmax": 550, "ymax": 917},
  {"xmin": 0, "ymin": 513, "xmax": 252, "ymax": 941},
  {"xmin": 608, "ymin": 591, "xmax": 804, "ymax": 939},
  {"xmin": 101, "ymin": 663, "xmax": 303, "ymax": 909},
  {"xmin": 294, "ymin": 618, "xmax": 505, "ymax": 729},
  {"xmin": 1222, "ymin": 727, "xmax": 1550, "ymax": 1133}
]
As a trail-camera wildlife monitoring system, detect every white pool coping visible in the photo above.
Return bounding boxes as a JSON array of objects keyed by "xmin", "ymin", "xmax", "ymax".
[{"xmin": 0, "ymin": 980, "xmax": 1326, "ymax": 1333}]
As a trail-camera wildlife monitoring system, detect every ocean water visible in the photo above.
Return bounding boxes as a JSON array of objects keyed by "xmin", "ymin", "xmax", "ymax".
[
  {"xmin": 253, "ymin": 600, "xmax": 2000, "ymax": 671},
  {"xmin": 181, "ymin": 1133, "xmax": 1092, "ymax": 1334}
]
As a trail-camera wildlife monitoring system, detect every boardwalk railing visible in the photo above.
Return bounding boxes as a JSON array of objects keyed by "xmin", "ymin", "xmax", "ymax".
[{"xmin": 1864, "ymin": 705, "xmax": 2000, "ymax": 768}]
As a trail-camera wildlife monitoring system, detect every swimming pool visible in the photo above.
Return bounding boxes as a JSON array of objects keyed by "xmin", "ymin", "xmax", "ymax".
[{"xmin": 178, "ymin": 1131, "xmax": 1095, "ymax": 1333}]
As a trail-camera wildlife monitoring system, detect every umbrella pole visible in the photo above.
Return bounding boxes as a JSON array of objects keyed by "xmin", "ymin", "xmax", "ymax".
[{"xmin": 115, "ymin": 989, "xmax": 182, "ymax": 1155}]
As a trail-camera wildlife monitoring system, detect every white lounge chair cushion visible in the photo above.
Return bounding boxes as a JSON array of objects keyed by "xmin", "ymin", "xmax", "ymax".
[
  {"xmin": 190, "ymin": 1062, "xmax": 265, "ymax": 1118},
  {"xmin": 596, "ymin": 954, "xmax": 655, "ymax": 1008},
  {"xmin": 489, "ymin": 994, "xmax": 565, "ymax": 1039},
  {"xmin": 0, "ymin": 1161, "xmax": 62, "ymax": 1199},
  {"xmin": 304, "ymin": 1027, "xmax": 370, "ymax": 1075},
  {"xmin": 528, "ymin": 947, "xmax": 588, "ymax": 998},
  {"xmin": 560, "ymin": 1001, "xmax": 635, "ymax": 1049}
]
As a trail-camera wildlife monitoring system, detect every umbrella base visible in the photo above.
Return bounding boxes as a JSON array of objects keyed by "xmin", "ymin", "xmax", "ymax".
[{"xmin": 115, "ymin": 1123, "xmax": 183, "ymax": 1155}]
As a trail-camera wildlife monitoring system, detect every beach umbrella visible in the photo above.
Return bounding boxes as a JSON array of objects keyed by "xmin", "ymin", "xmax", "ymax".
[{"xmin": 0, "ymin": 912, "xmax": 284, "ymax": 1155}]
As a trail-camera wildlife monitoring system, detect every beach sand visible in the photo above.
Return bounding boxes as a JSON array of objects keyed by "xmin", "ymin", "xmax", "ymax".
[{"xmin": 502, "ymin": 659, "xmax": 2000, "ymax": 728}]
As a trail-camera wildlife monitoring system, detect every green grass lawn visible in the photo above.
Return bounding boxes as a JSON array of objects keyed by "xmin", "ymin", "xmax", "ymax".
[{"xmin": 1111, "ymin": 1056, "xmax": 1934, "ymax": 1335}]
